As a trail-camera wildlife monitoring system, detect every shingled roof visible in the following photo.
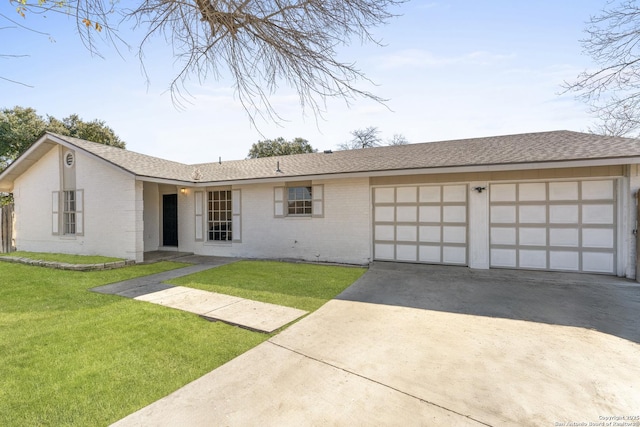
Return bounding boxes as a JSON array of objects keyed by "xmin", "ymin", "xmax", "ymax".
[{"xmin": 4, "ymin": 130, "xmax": 640, "ymax": 188}]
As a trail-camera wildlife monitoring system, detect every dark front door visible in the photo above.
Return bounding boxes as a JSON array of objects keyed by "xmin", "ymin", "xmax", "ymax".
[{"xmin": 162, "ymin": 194, "xmax": 178, "ymax": 246}]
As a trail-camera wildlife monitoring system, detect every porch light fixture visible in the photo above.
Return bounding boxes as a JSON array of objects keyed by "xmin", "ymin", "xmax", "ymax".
[
  {"xmin": 180, "ymin": 187, "xmax": 186, "ymax": 195},
  {"xmin": 472, "ymin": 186, "xmax": 486, "ymax": 193}
]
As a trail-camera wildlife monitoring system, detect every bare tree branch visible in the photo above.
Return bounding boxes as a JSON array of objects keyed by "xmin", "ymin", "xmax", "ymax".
[
  {"xmin": 564, "ymin": 0, "xmax": 640, "ymax": 137},
  {"xmin": 9, "ymin": 0, "xmax": 404, "ymax": 125}
]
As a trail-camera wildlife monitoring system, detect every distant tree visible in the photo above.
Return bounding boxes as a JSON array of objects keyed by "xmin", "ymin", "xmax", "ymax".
[
  {"xmin": 0, "ymin": 106, "xmax": 125, "ymax": 170},
  {"xmin": 338, "ymin": 126, "xmax": 382, "ymax": 150},
  {"xmin": 247, "ymin": 137, "xmax": 316, "ymax": 158},
  {"xmin": 387, "ymin": 133, "xmax": 409, "ymax": 145}
]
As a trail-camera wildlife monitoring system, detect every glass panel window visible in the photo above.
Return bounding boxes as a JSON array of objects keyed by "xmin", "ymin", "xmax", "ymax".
[
  {"xmin": 287, "ymin": 186, "xmax": 312, "ymax": 215},
  {"xmin": 208, "ymin": 190, "xmax": 232, "ymax": 241},
  {"xmin": 63, "ymin": 190, "xmax": 76, "ymax": 235}
]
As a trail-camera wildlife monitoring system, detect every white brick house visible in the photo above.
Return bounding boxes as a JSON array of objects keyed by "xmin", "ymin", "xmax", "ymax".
[{"xmin": 2, "ymin": 131, "xmax": 640, "ymax": 278}]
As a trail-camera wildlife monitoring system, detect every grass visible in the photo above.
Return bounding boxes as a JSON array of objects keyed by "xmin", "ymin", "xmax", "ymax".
[
  {"xmin": 169, "ymin": 260, "xmax": 367, "ymax": 312},
  {"xmin": 0, "ymin": 258, "xmax": 366, "ymax": 426},
  {"xmin": 0, "ymin": 261, "xmax": 268, "ymax": 427},
  {"xmin": 2, "ymin": 251, "xmax": 123, "ymax": 264}
]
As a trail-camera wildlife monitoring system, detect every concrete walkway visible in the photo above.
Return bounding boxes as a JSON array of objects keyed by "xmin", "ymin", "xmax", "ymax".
[
  {"xmin": 91, "ymin": 256, "xmax": 307, "ymax": 333},
  {"xmin": 113, "ymin": 262, "xmax": 640, "ymax": 426}
]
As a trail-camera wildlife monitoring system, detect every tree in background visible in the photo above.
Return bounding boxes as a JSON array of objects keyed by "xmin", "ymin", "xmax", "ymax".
[
  {"xmin": 247, "ymin": 137, "xmax": 316, "ymax": 158},
  {"xmin": 0, "ymin": 106, "xmax": 125, "ymax": 170},
  {"xmin": 7, "ymin": 0, "xmax": 404, "ymax": 124},
  {"xmin": 338, "ymin": 126, "xmax": 382, "ymax": 150},
  {"xmin": 338, "ymin": 127, "xmax": 409, "ymax": 149},
  {"xmin": 387, "ymin": 133, "xmax": 409, "ymax": 145},
  {"xmin": 564, "ymin": 1, "xmax": 640, "ymax": 137}
]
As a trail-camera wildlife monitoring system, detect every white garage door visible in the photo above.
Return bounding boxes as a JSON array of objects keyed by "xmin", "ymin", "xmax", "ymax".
[
  {"xmin": 489, "ymin": 180, "xmax": 616, "ymax": 274},
  {"xmin": 373, "ymin": 185, "xmax": 468, "ymax": 265}
]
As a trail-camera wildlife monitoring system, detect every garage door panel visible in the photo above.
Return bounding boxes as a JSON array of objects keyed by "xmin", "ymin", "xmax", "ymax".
[
  {"xmin": 491, "ymin": 249, "xmax": 516, "ymax": 267},
  {"xmin": 396, "ymin": 244, "xmax": 417, "ymax": 261},
  {"xmin": 549, "ymin": 205, "xmax": 579, "ymax": 223},
  {"xmin": 490, "ymin": 184, "xmax": 516, "ymax": 202},
  {"xmin": 549, "ymin": 251, "xmax": 580, "ymax": 271},
  {"xmin": 443, "ymin": 185, "xmax": 467, "ymax": 202},
  {"xmin": 374, "ymin": 243, "xmax": 395, "ymax": 260},
  {"xmin": 375, "ymin": 187, "xmax": 395, "ymax": 203},
  {"xmin": 419, "ymin": 206, "xmax": 440, "ymax": 222},
  {"xmin": 396, "ymin": 187, "xmax": 417, "ymax": 203},
  {"xmin": 519, "ymin": 227, "xmax": 546, "ymax": 246},
  {"xmin": 519, "ymin": 183, "xmax": 546, "ymax": 201},
  {"xmin": 582, "ymin": 252, "xmax": 614, "ymax": 273},
  {"xmin": 375, "ymin": 225, "xmax": 395, "ymax": 241},
  {"xmin": 419, "ymin": 186, "xmax": 441, "ymax": 203},
  {"xmin": 396, "ymin": 225, "xmax": 417, "ymax": 242},
  {"xmin": 519, "ymin": 205, "xmax": 546, "ymax": 223},
  {"xmin": 443, "ymin": 205, "xmax": 466, "ymax": 223},
  {"xmin": 490, "ymin": 180, "xmax": 616, "ymax": 274},
  {"xmin": 419, "ymin": 245, "xmax": 441, "ymax": 263},
  {"xmin": 419, "ymin": 226, "xmax": 441, "ymax": 242},
  {"xmin": 491, "ymin": 227, "xmax": 516, "ymax": 245},
  {"xmin": 443, "ymin": 246, "xmax": 466, "ymax": 264},
  {"xmin": 549, "ymin": 182, "xmax": 579, "ymax": 200},
  {"xmin": 491, "ymin": 206, "xmax": 516, "ymax": 223},
  {"xmin": 582, "ymin": 205, "xmax": 614, "ymax": 224},
  {"xmin": 519, "ymin": 250, "xmax": 547, "ymax": 269},
  {"xmin": 375, "ymin": 206, "xmax": 394, "ymax": 222},
  {"xmin": 443, "ymin": 226, "xmax": 466, "ymax": 244},
  {"xmin": 582, "ymin": 180, "xmax": 614, "ymax": 200},
  {"xmin": 582, "ymin": 228, "xmax": 614, "ymax": 248},
  {"xmin": 549, "ymin": 228, "xmax": 579, "ymax": 247},
  {"xmin": 397, "ymin": 206, "xmax": 417, "ymax": 222}
]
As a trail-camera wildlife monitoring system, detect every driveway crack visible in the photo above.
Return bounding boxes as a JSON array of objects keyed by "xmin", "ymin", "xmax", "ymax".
[{"xmin": 268, "ymin": 341, "xmax": 493, "ymax": 426}]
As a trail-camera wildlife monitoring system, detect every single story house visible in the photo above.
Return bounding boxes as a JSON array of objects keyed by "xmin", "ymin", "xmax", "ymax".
[{"xmin": 1, "ymin": 130, "xmax": 640, "ymax": 278}]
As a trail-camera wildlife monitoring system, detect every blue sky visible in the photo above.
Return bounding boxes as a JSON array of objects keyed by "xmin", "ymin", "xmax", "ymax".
[{"xmin": 1, "ymin": 1, "xmax": 608, "ymax": 163}]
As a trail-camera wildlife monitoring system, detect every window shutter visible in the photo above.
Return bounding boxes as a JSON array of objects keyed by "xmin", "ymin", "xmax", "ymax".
[
  {"xmin": 232, "ymin": 189, "xmax": 241, "ymax": 242},
  {"xmin": 76, "ymin": 190, "xmax": 84, "ymax": 235},
  {"xmin": 194, "ymin": 191, "xmax": 204, "ymax": 241},
  {"xmin": 312, "ymin": 184, "xmax": 324, "ymax": 217},
  {"xmin": 52, "ymin": 191, "xmax": 60, "ymax": 235},
  {"xmin": 274, "ymin": 187, "xmax": 285, "ymax": 217}
]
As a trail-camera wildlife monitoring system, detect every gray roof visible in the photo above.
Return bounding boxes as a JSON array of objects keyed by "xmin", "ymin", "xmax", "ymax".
[
  {"xmin": 58, "ymin": 130, "xmax": 640, "ymax": 183},
  {"xmin": 3, "ymin": 130, "xmax": 640, "ymax": 189}
]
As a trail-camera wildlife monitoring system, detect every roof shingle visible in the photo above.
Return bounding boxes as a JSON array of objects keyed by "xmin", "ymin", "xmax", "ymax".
[{"xmin": 51, "ymin": 130, "xmax": 640, "ymax": 183}]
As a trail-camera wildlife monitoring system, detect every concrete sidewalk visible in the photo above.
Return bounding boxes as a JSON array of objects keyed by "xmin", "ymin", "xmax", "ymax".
[{"xmin": 91, "ymin": 256, "xmax": 307, "ymax": 333}]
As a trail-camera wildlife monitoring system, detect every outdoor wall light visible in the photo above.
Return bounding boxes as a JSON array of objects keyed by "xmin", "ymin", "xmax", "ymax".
[
  {"xmin": 472, "ymin": 186, "xmax": 486, "ymax": 193},
  {"xmin": 180, "ymin": 187, "xmax": 187, "ymax": 195}
]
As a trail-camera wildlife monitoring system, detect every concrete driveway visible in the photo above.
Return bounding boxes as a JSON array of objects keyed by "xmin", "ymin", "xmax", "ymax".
[{"xmin": 114, "ymin": 263, "xmax": 640, "ymax": 426}]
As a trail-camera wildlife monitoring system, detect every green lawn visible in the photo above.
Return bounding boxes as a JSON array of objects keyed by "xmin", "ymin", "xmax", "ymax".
[
  {"xmin": 3, "ymin": 251, "xmax": 123, "ymax": 264},
  {"xmin": 169, "ymin": 260, "xmax": 366, "ymax": 312},
  {"xmin": 0, "ymin": 258, "xmax": 365, "ymax": 426},
  {"xmin": 0, "ymin": 261, "xmax": 268, "ymax": 426}
]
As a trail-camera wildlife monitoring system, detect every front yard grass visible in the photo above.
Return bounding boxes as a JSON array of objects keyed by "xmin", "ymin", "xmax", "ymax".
[
  {"xmin": 0, "ymin": 258, "xmax": 365, "ymax": 426},
  {"xmin": 169, "ymin": 260, "xmax": 366, "ymax": 312},
  {"xmin": 0, "ymin": 261, "xmax": 268, "ymax": 426}
]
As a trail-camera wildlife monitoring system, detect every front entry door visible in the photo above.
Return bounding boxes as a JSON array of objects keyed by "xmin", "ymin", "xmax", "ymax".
[{"xmin": 162, "ymin": 194, "xmax": 178, "ymax": 246}]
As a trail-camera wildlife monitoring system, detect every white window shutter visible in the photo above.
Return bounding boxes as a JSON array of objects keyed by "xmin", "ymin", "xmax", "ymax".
[
  {"xmin": 52, "ymin": 191, "xmax": 59, "ymax": 235},
  {"xmin": 232, "ymin": 189, "xmax": 241, "ymax": 242},
  {"xmin": 76, "ymin": 190, "xmax": 84, "ymax": 235},
  {"xmin": 194, "ymin": 191, "xmax": 204, "ymax": 241},
  {"xmin": 312, "ymin": 184, "xmax": 324, "ymax": 217},
  {"xmin": 274, "ymin": 187, "xmax": 284, "ymax": 217}
]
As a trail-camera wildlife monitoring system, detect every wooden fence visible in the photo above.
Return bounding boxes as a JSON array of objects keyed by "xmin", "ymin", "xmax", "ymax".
[{"xmin": 1, "ymin": 203, "xmax": 15, "ymax": 253}]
